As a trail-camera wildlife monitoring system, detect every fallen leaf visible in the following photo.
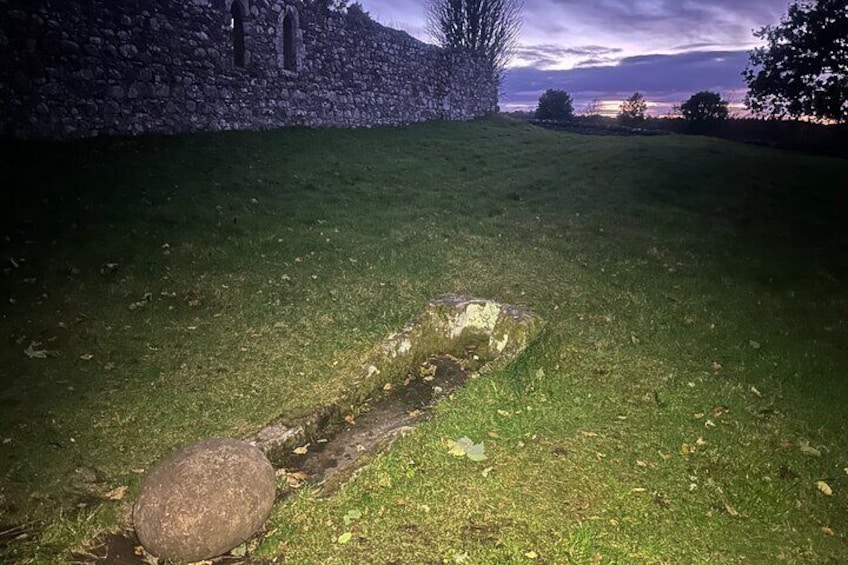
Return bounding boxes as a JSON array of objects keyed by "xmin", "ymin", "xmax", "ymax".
[
  {"xmin": 482, "ymin": 466, "xmax": 494, "ymax": 477},
  {"xmin": 293, "ymin": 444, "xmax": 310, "ymax": 455},
  {"xmin": 447, "ymin": 437, "xmax": 487, "ymax": 461},
  {"xmin": 278, "ymin": 469, "xmax": 308, "ymax": 487},
  {"xmin": 636, "ymin": 460, "xmax": 648, "ymax": 468},
  {"xmin": 80, "ymin": 353, "xmax": 94, "ymax": 360},
  {"xmin": 465, "ymin": 443, "xmax": 486, "ymax": 461},
  {"xmin": 816, "ymin": 481, "xmax": 833, "ymax": 496},
  {"xmin": 383, "ymin": 383, "xmax": 393, "ymax": 392},
  {"xmin": 581, "ymin": 430, "xmax": 598, "ymax": 438},
  {"xmin": 799, "ymin": 440, "xmax": 822, "ymax": 457},
  {"xmin": 488, "ymin": 431, "xmax": 499, "ymax": 438},
  {"xmin": 525, "ymin": 550, "xmax": 539, "ymax": 559},
  {"xmin": 822, "ymin": 527, "xmax": 835, "ymax": 537},
  {"xmin": 750, "ymin": 386, "xmax": 762, "ymax": 397},
  {"xmin": 724, "ymin": 503, "xmax": 740, "ymax": 517},
  {"xmin": 337, "ymin": 532, "xmax": 352, "ymax": 544},
  {"xmin": 105, "ymin": 485, "xmax": 128, "ymax": 500},
  {"xmin": 344, "ymin": 415, "xmax": 356, "ymax": 425},
  {"xmin": 711, "ymin": 405, "xmax": 729, "ymax": 417},
  {"xmin": 24, "ymin": 342, "xmax": 48, "ymax": 359},
  {"xmin": 343, "ymin": 509, "xmax": 362, "ymax": 526}
]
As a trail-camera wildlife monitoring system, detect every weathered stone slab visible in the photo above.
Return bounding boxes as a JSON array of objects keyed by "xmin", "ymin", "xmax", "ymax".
[{"xmin": 250, "ymin": 295, "xmax": 542, "ymax": 464}]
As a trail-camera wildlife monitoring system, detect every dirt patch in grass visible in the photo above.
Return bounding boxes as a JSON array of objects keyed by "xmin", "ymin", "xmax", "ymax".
[{"xmin": 291, "ymin": 355, "xmax": 470, "ymax": 493}]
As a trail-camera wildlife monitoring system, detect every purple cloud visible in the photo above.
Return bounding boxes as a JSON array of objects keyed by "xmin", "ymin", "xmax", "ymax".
[{"xmin": 501, "ymin": 50, "xmax": 752, "ymax": 111}]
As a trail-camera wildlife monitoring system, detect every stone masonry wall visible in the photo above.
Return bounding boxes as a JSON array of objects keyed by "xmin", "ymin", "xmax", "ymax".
[{"xmin": 0, "ymin": 0, "xmax": 499, "ymax": 139}]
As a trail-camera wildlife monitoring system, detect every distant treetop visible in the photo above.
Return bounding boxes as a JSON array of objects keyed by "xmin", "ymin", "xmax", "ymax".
[
  {"xmin": 535, "ymin": 89, "xmax": 574, "ymax": 121},
  {"xmin": 681, "ymin": 91, "xmax": 729, "ymax": 123}
]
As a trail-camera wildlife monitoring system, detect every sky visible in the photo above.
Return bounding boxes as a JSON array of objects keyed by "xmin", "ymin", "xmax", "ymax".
[{"xmin": 355, "ymin": 0, "xmax": 792, "ymax": 115}]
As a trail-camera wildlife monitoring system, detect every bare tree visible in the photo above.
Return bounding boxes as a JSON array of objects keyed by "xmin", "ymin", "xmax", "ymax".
[
  {"xmin": 581, "ymin": 98, "xmax": 603, "ymax": 118},
  {"xmin": 425, "ymin": 0, "xmax": 523, "ymax": 80}
]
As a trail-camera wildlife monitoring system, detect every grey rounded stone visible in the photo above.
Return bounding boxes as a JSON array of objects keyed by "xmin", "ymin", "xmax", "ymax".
[{"xmin": 133, "ymin": 438, "xmax": 276, "ymax": 561}]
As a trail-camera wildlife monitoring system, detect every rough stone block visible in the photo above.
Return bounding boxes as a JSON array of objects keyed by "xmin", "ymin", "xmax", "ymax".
[{"xmin": 133, "ymin": 438, "xmax": 276, "ymax": 561}]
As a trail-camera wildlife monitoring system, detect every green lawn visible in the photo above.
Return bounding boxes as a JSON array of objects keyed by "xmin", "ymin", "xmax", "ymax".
[{"xmin": 1, "ymin": 117, "xmax": 846, "ymax": 563}]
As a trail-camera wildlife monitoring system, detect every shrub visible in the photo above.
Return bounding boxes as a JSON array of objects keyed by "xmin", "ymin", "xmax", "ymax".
[{"xmin": 535, "ymin": 89, "xmax": 574, "ymax": 121}]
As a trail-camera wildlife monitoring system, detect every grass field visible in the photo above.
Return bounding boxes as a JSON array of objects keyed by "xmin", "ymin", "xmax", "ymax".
[{"xmin": 1, "ymin": 117, "xmax": 847, "ymax": 563}]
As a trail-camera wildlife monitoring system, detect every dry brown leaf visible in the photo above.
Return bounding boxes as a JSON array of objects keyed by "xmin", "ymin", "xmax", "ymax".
[
  {"xmin": 283, "ymin": 471, "xmax": 308, "ymax": 487},
  {"xmin": 822, "ymin": 527, "xmax": 836, "ymax": 537},
  {"xmin": 816, "ymin": 481, "xmax": 833, "ymax": 496},
  {"xmin": 724, "ymin": 503, "xmax": 740, "ymax": 517},
  {"xmin": 344, "ymin": 415, "xmax": 356, "ymax": 425},
  {"xmin": 711, "ymin": 405, "xmax": 729, "ymax": 417},
  {"xmin": 105, "ymin": 485, "xmax": 128, "ymax": 500},
  {"xmin": 292, "ymin": 444, "xmax": 309, "ymax": 455}
]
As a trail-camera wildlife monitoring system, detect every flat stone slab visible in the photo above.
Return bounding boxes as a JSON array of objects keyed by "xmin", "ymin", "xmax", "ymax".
[{"xmin": 249, "ymin": 295, "xmax": 542, "ymax": 465}]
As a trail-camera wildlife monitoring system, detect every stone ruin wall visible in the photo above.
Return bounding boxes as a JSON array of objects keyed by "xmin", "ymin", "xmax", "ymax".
[{"xmin": 0, "ymin": 0, "xmax": 499, "ymax": 140}]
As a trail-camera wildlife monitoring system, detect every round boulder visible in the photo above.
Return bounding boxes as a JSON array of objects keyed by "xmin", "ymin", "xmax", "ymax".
[{"xmin": 133, "ymin": 438, "xmax": 276, "ymax": 561}]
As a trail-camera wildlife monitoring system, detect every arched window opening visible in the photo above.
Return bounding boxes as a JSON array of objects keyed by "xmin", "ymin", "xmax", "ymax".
[
  {"xmin": 283, "ymin": 11, "xmax": 297, "ymax": 71},
  {"xmin": 230, "ymin": 1, "xmax": 245, "ymax": 68}
]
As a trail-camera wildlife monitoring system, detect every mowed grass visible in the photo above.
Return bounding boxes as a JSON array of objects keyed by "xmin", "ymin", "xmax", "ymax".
[{"xmin": 1, "ymin": 117, "xmax": 847, "ymax": 563}]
